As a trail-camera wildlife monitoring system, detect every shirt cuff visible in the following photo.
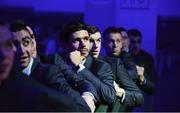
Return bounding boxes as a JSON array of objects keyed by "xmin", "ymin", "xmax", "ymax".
[
  {"xmin": 121, "ymin": 89, "xmax": 125, "ymax": 103},
  {"xmin": 140, "ymin": 77, "xmax": 146, "ymax": 85},
  {"xmin": 77, "ymin": 63, "xmax": 85, "ymax": 73},
  {"xmin": 82, "ymin": 92, "xmax": 95, "ymax": 100}
]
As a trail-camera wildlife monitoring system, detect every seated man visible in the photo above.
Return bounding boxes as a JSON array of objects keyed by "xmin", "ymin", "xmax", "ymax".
[
  {"xmin": 9, "ymin": 20, "xmax": 95, "ymax": 112},
  {"xmin": 58, "ymin": 21, "xmax": 116, "ymax": 112},
  {"xmin": 128, "ymin": 29, "xmax": 156, "ymax": 111},
  {"xmin": 0, "ymin": 19, "xmax": 89, "ymax": 112},
  {"xmin": 87, "ymin": 25, "xmax": 144, "ymax": 111}
]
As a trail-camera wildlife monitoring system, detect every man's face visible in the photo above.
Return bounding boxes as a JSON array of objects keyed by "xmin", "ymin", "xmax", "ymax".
[
  {"xmin": 12, "ymin": 30, "xmax": 34, "ymax": 69},
  {"xmin": 105, "ymin": 33, "xmax": 122, "ymax": 57},
  {"xmin": 69, "ymin": 30, "xmax": 90, "ymax": 58},
  {"xmin": 0, "ymin": 25, "xmax": 14, "ymax": 80},
  {"xmin": 90, "ymin": 32, "xmax": 101, "ymax": 58},
  {"xmin": 121, "ymin": 31, "xmax": 130, "ymax": 50},
  {"xmin": 129, "ymin": 35, "xmax": 141, "ymax": 53}
]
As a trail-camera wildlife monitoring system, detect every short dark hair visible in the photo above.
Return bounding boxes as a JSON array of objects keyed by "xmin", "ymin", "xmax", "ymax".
[
  {"xmin": 103, "ymin": 26, "xmax": 120, "ymax": 40},
  {"xmin": 118, "ymin": 27, "xmax": 126, "ymax": 33},
  {"xmin": 86, "ymin": 25, "xmax": 100, "ymax": 35},
  {"xmin": 10, "ymin": 20, "xmax": 34, "ymax": 38},
  {"xmin": 60, "ymin": 21, "xmax": 87, "ymax": 43},
  {"xmin": 127, "ymin": 29, "xmax": 142, "ymax": 37},
  {"xmin": 127, "ymin": 29, "xmax": 142, "ymax": 42}
]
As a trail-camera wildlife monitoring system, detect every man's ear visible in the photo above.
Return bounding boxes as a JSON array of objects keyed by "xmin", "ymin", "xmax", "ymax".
[
  {"xmin": 26, "ymin": 26, "xmax": 34, "ymax": 35},
  {"xmin": 31, "ymin": 38, "xmax": 37, "ymax": 58}
]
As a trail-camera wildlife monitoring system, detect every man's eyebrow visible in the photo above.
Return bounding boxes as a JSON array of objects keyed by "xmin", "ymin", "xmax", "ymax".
[{"xmin": 22, "ymin": 36, "xmax": 32, "ymax": 40}]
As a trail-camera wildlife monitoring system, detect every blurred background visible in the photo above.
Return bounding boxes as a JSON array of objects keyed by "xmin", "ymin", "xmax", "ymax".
[{"xmin": 0, "ymin": 0, "xmax": 180, "ymax": 111}]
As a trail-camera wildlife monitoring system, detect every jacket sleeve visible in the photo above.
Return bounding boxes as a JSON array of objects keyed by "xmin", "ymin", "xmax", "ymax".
[
  {"xmin": 136, "ymin": 73, "xmax": 155, "ymax": 95},
  {"xmin": 78, "ymin": 62, "xmax": 116, "ymax": 104},
  {"xmin": 116, "ymin": 65, "xmax": 144, "ymax": 107},
  {"xmin": 54, "ymin": 55, "xmax": 97, "ymax": 98},
  {"xmin": 121, "ymin": 52, "xmax": 138, "ymax": 81}
]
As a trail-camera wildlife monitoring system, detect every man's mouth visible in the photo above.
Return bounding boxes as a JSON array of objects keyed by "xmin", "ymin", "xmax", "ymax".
[
  {"xmin": 17, "ymin": 56, "xmax": 28, "ymax": 63},
  {"xmin": 91, "ymin": 50, "xmax": 98, "ymax": 54},
  {"xmin": 81, "ymin": 49, "xmax": 88, "ymax": 54}
]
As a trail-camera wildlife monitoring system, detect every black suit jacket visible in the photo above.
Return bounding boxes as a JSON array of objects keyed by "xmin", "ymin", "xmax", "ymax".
[
  {"xmin": 41, "ymin": 54, "xmax": 115, "ymax": 111},
  {"xmin": 123, "ymin": 50, "xmax": 155, "ymax": 95},
  {"xmin": 102, "ymin": 56, "xmax": 144, "ymax": 108},
  {"xmin": 39, "ymin": 54, "xmax": 97, "ymax": 98},
  {"xmin": 2, "ymin": 58, "xmax": 91, "ymax": 112},
  {"xmin": 77, "ymin": 55, "xmax": 116, "ymax": 105},
  {"xmin": 0, "ymin": 72, "xmax": 90, "ymax": 112}
]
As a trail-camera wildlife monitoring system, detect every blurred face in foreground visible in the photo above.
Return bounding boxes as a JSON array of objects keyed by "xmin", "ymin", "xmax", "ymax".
[{"xmin": 0, "ymin": 25, "xmax": 14, "ymax": 80}]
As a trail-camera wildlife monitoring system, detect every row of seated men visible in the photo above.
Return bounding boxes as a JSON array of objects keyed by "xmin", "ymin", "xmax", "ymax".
[{"xmin": 0, "ymin": 19, "xmax": 156, "ymax": 112}]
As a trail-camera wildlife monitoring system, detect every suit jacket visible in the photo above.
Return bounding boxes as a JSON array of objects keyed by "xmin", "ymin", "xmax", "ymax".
[
  {"xmin": 125, "ymin": 50, "xmax": 155, "ymax": 95},
  {"xmin": 77, "ymin": 56, "xmax": 116, "ymax": 107},
  {"xmin": 102, "ymin": 56, "xmax": 144, "ymax": 111},
  {"xmin": 4, "ymin": 58, "xmax": 91, "ymax": 112},
  {"xmin": 0, "ymin": 73, "xmax": 90, "ymax": 112},
  {"xmin": 39, "ymin": 54, "xmax": 97, "ymax": 98},
  {"xmin": 44, "ymin": 54, "xmax": 115, "ymax": 111}
]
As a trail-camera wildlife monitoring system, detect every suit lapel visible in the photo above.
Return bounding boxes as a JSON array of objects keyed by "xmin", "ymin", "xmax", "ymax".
[
  {"xmin": 30, "ymin": 57, "xmax": 41, "ymax": 77},
  {"xmin": 84, "ymin": 55, "xmax": 93, "ymax": 70}
]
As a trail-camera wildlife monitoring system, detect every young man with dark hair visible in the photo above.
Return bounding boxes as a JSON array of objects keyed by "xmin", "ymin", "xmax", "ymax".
[
  {"xmin": 9, "ymin": 20, "xmax": 94, "ymax": 112},
  {"xmin": 59, "ymin": 21, "xmax": 116, "ymax": 112},
  {"xmin": 128, "ymin": 29, "xmax": 156, "ymax": 111},
  {"xmin": 88, "ymin": 26, "xmax": 142, "ymax": 112}
]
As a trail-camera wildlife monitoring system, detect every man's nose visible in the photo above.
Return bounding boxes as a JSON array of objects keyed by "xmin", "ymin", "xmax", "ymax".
[
  {"xmin": 80, "ymin": 40, "xmax": 86, "ymax": 47},
  {"xmin": 16, "ymin": 44, "xmax": 25, "ymax": 54}
]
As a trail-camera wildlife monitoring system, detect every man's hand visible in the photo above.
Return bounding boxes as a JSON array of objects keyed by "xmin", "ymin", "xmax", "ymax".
[
  {"xmin": 82, "ymin": 92, "xmax": 96, "ymax": 113},
  {"xmin": 136, "ymin": 65, "xmax": 145, "ymax": 83},
  {"xmin": 69, "ymin": 51, "xmax": 84, "ymax": 66},
  {"xmin": 114, "ymin": 81, "xmax": 124, "ymax": 97}
]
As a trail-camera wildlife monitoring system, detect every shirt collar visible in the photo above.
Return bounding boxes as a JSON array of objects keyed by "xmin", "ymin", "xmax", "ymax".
[
  {"xmin": 81, "ymin": 58, "xmax": 86, "ymax": 65},
  {"xmin": 22, "ymin": 57, "xmax": 34, "ymax": 76}
]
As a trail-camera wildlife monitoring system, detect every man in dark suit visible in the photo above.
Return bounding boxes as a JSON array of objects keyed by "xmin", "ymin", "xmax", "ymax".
[
  {"xmin": 128, "ymin": 29, "xmax": 156, "ymax": 111},
  {"xmin": 59, "ymin": 21, "xmax": 116, "ymax": 112},
  {"xmin": 87, "ymin": 25, "xmax": 144, "ymax": 111},
  {"xmin": 9, "ymin": 20, "xmax": 94, "ymax": 112},
  {"xmin": 0, "ymin": 20, "xmax": 90, "ymax": 112}
]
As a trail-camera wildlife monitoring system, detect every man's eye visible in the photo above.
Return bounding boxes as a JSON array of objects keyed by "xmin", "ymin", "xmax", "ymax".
[
  {"xmin": 84, "ymin": 37, "xmax": 89, "ymax": 41},
  {"xmin": 23, "ymin": 40, "xmax": 31, "ymax": 47},
  {"xmin": 117, "ymin": 40, "xmax": 121, "ymax": 43},
  {"xmin": 74, "ymin": 38, "xmax": 80, "ymax": 43},
  {"xmin": 97, "ymin": 39, "xmax": 101, "ymax": 43}
]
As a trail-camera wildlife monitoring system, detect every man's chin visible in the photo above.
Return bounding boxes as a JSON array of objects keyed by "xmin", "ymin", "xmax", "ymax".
[
  {"xmin": 112, "ymin": 53, "xmax": 120, "ymax": 57},
  {"xmin": 18, "ymin": 63, "xmax": 29, "ymax": 70}
]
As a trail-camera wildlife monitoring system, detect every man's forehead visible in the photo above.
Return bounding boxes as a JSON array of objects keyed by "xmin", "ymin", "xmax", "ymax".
[
  {"xmin": 12, "ymin": 29, "xmax": 31, "ymax": 39},
  {"xmin": 90, "ymin": 32, "xmax": 101, "ymax": 40},
  {"xmin": 71, "ymin": 30, "xmax": 89, "ymax": 38},
  {"xmin": 109, "ymin": 33, "xmax": 122, "ymax": 39},
  {"xmin": 121, "ymin": 31, "xmax": 128, "ymax": 37}
]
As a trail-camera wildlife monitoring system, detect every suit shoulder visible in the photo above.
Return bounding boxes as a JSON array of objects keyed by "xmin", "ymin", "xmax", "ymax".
[{"xmin": 92, "ymin": 58, "xmax": 112, "ymax": 70}]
